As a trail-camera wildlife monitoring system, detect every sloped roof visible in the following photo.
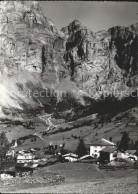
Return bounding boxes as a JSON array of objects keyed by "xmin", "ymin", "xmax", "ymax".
[
  {"xmin": 90, "ymin": 139, "xmax": 116, "ymax": 146},
  {"xmin": 63, "ymin": 153, "xmax": 78, "ymax": 158},
  {"xmin": 100, "ymin": 147, "xmax": 117, "ymax": 153},
  {"xmin": 80, "ymin": 155, "xmax": 93, "ymax": 160}
]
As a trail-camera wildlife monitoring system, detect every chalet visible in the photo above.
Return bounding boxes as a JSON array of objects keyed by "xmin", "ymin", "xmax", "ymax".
[
  {"xmin": 90, "ymin": 138, "xmax": 116, "ymax": 158},
  {"xmin": 62, "ymin": 153, "xmax": 78, "ymax": 162},
  {"xmin": 16, "ymin": 151, "xmax": 35, "ymax": 164}
]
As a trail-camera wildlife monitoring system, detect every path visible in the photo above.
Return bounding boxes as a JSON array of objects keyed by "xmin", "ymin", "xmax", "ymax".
[{"xmin": 33, "ymin": 114, "xmax": 59, "ymax": 141}]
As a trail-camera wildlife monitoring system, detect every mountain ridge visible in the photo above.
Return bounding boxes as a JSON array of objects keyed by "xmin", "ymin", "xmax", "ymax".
[{"xmin": 0, "ymin": 1, "xmax": 137, "ymax": 119}]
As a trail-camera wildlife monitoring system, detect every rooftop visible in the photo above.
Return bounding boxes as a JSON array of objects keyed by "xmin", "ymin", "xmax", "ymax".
[
  {"xmin": 80, "ymin": 155, "xmax": 93, "ymax": 160},
  {"xmin": 90, "ymin": 138, "xmax": 116, "ymax": 146},
  {"xmin": 63, "ymin": 153, "xmax": 78, "ymax": 158},
  {"xmin": 100, "ymin": 147, "xmax": 117, "ymax": 153}
]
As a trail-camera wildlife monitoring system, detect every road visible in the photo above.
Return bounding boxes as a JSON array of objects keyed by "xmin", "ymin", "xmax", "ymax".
[{"xmin": 34, "ymin": 114, "xmax": 58, "ymax": 141}]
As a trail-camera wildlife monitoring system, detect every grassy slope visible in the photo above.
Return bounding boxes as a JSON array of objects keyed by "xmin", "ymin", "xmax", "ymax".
[
  {"xmin": 0, "ymin": 107, "xmax": 137, "ymax": 152},
  {"xmin": 1, "ymin": 163, "xmax": 137, "ymax": 193}
]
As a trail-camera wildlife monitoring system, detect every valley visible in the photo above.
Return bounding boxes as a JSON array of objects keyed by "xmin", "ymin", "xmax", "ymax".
[{"xmin": 0, "ymin": 1, "xmax": 137, "ymax": 193}]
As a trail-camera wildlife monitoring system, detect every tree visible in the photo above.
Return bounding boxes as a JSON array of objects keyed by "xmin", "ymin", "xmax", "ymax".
[
  {"xmin": 119, "ymin": 131, "xmax": 130, "ymax": 151},
  {"xmin": 0, "ymin": 132, "xmax": 9, "ymax": 170},
  {"xmin": 0, "ymin": 132, "xmax": 9, "ymax": 149},
  {"xmin": 76, "ymin": 138, "xmax": 87, "ymax": 158}
]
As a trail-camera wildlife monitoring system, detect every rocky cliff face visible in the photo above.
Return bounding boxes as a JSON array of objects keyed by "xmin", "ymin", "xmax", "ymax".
[
  {"xmin": 0, "ymin": 1, "xmax": 67, "ymax": 114},
  {"xmin": 0, "ymin": 1, "xmax": 137, "ymax": 118},
  {"xmin": 61, "ymin": 20, "xmax": 137, "ymax": 99},
  {"xmin": 0, "ymin": 1, "xmax": 66, "ymax": 78}
]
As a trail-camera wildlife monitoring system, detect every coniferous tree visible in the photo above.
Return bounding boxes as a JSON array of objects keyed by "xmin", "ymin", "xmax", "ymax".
[
  {"xmin": 0, "ymin": 132, "xmax": 9, "ymax": 169},
  {"xmin": 119, "ymin": 131, "xmax": 130, "ymax": 151},
  {"xmin": 0, "ymin": 132, "xmax": 9, "ymax": 148},
  {"xmin": 76, "ymin": 138, "xmax": 87, "ymax": 158}
]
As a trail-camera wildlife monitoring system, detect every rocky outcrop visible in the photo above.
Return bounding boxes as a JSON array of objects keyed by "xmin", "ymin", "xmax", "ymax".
[
  {"xmin": 0, "ymin": 1, "xmax": 66, "ymax": 79},
  {"xmin": 61, "ymin": 20, "xmax": 137, "ymax": 99},
  {"xmin": 109, "ymin": 24, "xmax": 137, "ymax": 76},
  {"xmin": 0, "ymin": 1, "xmax": 67, "ymax": 113}
]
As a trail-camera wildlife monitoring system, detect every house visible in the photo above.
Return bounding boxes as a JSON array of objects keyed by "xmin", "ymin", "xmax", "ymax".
[
  {"xmin": 16, "ymin": 163, "xmax": 38, "ymax": 170},
  {"xmin": 62, "ymin": 153, "xmax": 78, "ymax": 162},
  {"xmin": 15, "ymin": 163, "xmax": 36, "ymax": 175},
  {"xmin": 16, "ymin": 151, "xmax": 35, "ymax": 163},
  {"xmin": 90, "ymin": 138, "xmax": 116, "ymax": 158},
  {"xmin": 100, "ymin": 148, "xmax": 138, "ymax": 164},
  {"xmin": 99, "ymin": 147, "xmax": 117, "ymax": 164},
  {"xmin": 117, "ymin": 150, "xmax": 137, "ymax": 161},
  {"xmin": 6, "ymin": 149, "xmax": 15, "ymax": 157}
]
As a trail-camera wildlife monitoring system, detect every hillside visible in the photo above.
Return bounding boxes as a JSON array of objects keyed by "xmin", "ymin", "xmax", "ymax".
[{"xmin": 0, "ymin": 107, "xmax": 137, "ymax": 154}]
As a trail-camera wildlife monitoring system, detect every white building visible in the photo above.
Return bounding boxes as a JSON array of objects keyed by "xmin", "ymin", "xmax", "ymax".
[
  {"xmin": 0, "ymin": 173, "xmax": 13, "ymax": 180},
  {"xmin": 6, "ymin": 149, "xmax": 15, "ymax": 157},
  {"xmin": 16, "ymin": 151, "xmax": 35, "ymax": 163},
  {"xmin": 90, "ymin": 138, "xmax": 116, "ymax": 158},
  {"xmin": 62, "ymin": 153, "xmax": 78, "ymax": 162},
  {"xmin": 12, "ymin": 140, "xmax": 18, "ymax": 148},
  {"xmin": 117, "ymin": 150, "xmax": 137, "ymax": 161},
  {"xmin": 100, "ymin": 148, "xmax": 138, "ymax": 164}
]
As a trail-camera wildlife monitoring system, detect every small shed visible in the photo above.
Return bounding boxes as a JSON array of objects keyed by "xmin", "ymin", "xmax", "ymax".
[{"xmin": 100, "ymin": 147, "xmax": 117, "ymax": 164}]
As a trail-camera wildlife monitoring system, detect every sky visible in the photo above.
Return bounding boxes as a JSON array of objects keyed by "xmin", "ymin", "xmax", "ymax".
[{"xmin": 40, "ymin": 1, "xmax": 137, "ymax": 32}]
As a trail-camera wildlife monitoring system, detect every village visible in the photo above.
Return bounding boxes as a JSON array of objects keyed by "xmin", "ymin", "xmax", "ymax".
[
  {"xmin": 0, "ymin": 129, "xmax": 137, "ymax": 184},
  {"xmin": 0, "ymin": 108, "xmax": 138, "ymax": 191}
]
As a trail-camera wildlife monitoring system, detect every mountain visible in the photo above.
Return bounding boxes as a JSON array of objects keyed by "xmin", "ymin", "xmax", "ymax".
[
  {"xmin": 61, "ymin": 20, "xmax": 137, "ymax": 99},
  {"xmin": 0, "ymin": 1, "xmax": 137, "ymax": 119}
]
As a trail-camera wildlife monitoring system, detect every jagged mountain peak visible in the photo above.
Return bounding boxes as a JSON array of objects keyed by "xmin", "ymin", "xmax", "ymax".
[
  {"xmin": 61, "ymin": 19, "xmax": 83, "ymax": 36},
  {"xmin": 69, "ymin": 19, "xmax": 82, "ymax": 27}
]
